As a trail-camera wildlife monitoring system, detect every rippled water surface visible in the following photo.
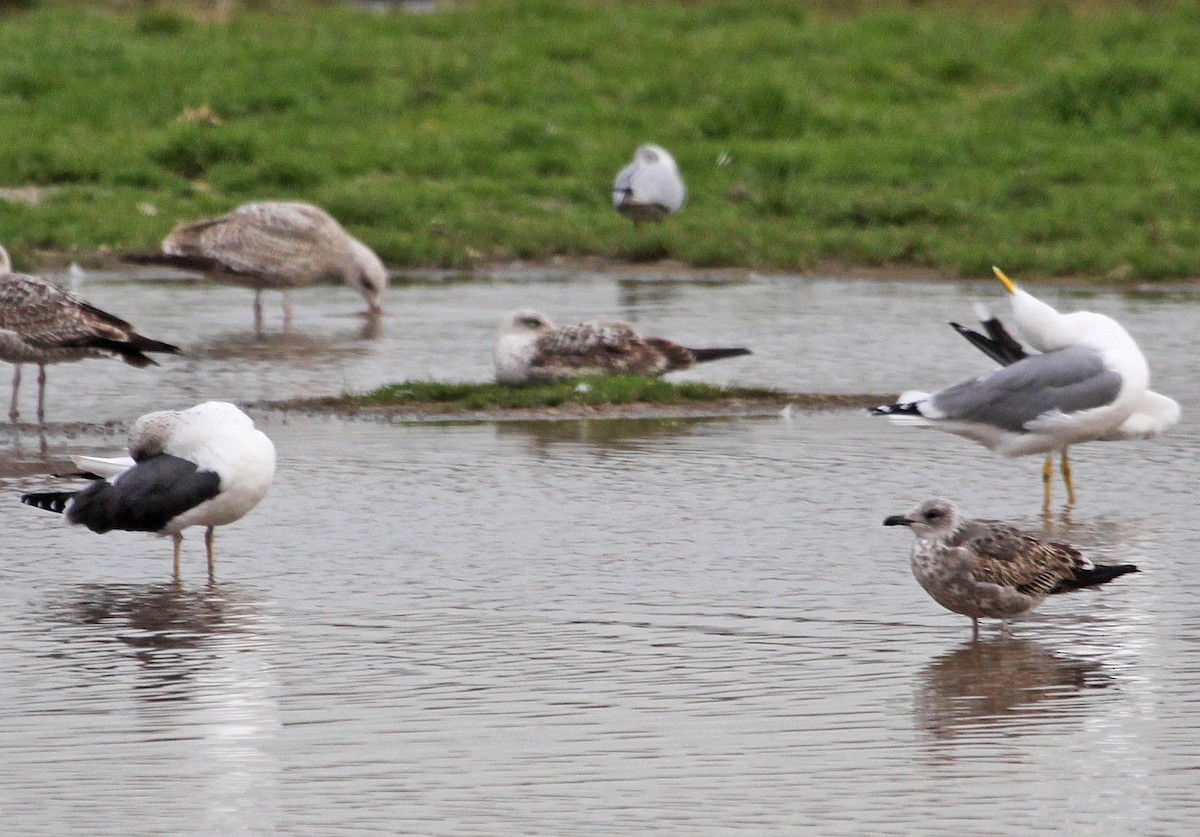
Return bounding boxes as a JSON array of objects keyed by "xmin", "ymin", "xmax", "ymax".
[{"xmin": 2, "ymin": 269, "xmax": 1199, "ymax": 835}]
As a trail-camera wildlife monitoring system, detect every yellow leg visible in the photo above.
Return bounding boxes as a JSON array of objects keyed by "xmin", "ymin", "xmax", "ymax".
[
  {"xmin": 1061, "ymin": 448, "xmax": 1076, "ymax": 506},
  {"xmin": 1042, "ymin": 454, "xmax": 1054, "ymax": 512},
  {"xmin": 205, "ymin": 526, "xmax": 216, "ymax": 581},
  {"xmin": 172, "ymin": 533, "xmax": 183, "ymax": 579}
]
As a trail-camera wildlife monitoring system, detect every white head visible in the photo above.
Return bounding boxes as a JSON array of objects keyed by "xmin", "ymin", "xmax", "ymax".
[
  {"xmin": 494, "ymin": 309, "xmax": 555, "ymax": 382},
  {"xmin": 993, "ymin": 266, "xmax": 1136, "ymax": 354},
  {"xmin": 498, "ymin": 308, "xmax": 555, "ymax": 338},
  {"xmin": 0, "ymin": 244, "xmax": 10, "ymax": 274},
  {"xmin": 884, "ymin": 498, "xmax": 963, "ymax": 540},
  {"xmin": 345, "ymin": 237, "xmax": 387, "ymax": 313},
  {"xmin": 636, "ymin": 144, "xmax": 675, "ymax": 167}
]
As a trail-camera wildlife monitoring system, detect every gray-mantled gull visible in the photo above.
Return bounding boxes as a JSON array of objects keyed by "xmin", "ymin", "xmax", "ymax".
[
  {"xmin": 612, "ymin": 144, "xmax": 686, "ymax": 227},
  {"xmin": 884, "ymin": 498, "xmax": 1138, "ymax": 638},
  {"xmin": 22, "ymin": 401, "xmax": 276, "ymax": 579},
  {"xmin": 872, "ymin": 267, "xmax": 1175, "ymax": 510},
  {"xmin": 126, "ymin": 201, "xmax": 387, "ymax": 333},
  {"xmin": 0, "ymin": 244, "xmax": 180, "ymax": 424},
  {"xmin": 494, "ymin": 309, "xmax": 750, "ymax": 384}
]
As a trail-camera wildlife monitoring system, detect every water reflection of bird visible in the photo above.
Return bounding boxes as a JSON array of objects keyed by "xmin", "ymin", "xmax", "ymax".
[
  {"xmin": 494, "ymin": 309, "xmax": 750, "ymax": 383},
  {"xmin": 126, "ymin": 201, "xmax": 387, "ymax": 334},
  {"xmin": 494, "ymin": 416, "xmax": 716, "ymax": 453},
  {"xmin": 0, "ymin": 244, "xmax": 180, "ymax": 424},
  {"xmin": 613, "ymin": 144, "xmax": 686, "ymax": 227},
  {"xmin": 914, "ymin": 636, "xmax": 1110, "ymax": 743},
  {"xmin": 21, "ymin": 401, "xmax": 276, "ymax": 578},
  {"xmin": 872, "ymin": 267, "xmax": 1179, "ymax": 511},
  {"xmin": 884, "ymin": 498, "xmax": 1138, "ymax": 638}
]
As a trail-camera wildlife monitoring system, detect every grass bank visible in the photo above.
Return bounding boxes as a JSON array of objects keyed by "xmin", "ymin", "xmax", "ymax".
[
  {"xmin": 2, "ymin": 1, "xmax": 1200, "ymax": 280},
  {"xmin": 274, "ymin": 377, "xmax": 884, "ymax": 419}
]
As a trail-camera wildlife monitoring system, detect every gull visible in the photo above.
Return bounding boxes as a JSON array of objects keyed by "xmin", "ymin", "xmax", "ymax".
[
  {"xmin": 126, "ymin": 201, "xmax": 387, "ymax": 332},
  {"xmin": 0, "ymin": 244, "xmax": 180, "ymax": 424},
  {"xmin": 494, "ymin": 309, "xmax": 751, "ymax": 383},
  {"xmin": 872, "ymin": 267, "xmax": 1176, "ymax": 510},
  {"xmin": 950, "ymin": 291, "xmax": 1181, "ymax": 500},
  {"xmin": 884, "ymin": 498, "xmax": 1138, "ymax": 639},
  {"xmin": 21, "ymin": 401, "xmax": 276, "ymax": 578},
  {"xmin": 612, "ymin": 145, "xmax": 686, "ymax": 227}
]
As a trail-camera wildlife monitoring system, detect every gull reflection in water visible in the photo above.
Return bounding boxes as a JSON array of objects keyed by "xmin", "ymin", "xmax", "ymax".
[
  {"xmin": 494, "ymin": 416, "xmax": 721, "ymax": 454},
  {"xmin": 914, "ymin": 636, "xmax": 1113, "ymax": 747},
  {"xmin": 47, "ymin": 580, "xmax": 281, "ymax": 833}
]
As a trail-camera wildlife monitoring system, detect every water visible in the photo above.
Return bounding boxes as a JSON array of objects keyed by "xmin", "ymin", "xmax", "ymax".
[{"xmin": 1, "ymin": 269, "xmax": 1199, "ymax": 835}]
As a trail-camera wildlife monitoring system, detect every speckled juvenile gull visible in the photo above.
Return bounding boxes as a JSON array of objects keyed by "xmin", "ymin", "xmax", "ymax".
[
  {"xmin": 612, "ymin": 144, "xmax": 686, "ymax": 226},
  {"xmin": 22, "ymin": 401, "xmax": 276, "ymax": 578},
  {"xmin": 872, "ymin": 267, "xmax": 1177, "ymax": 509},
  {"xmin": 0, "ymin": 244, "xmax": 180, "ymax": 424},
  {"xmin": 884, "ymin": 498, "xmax": 1138, "ymax": 638},
  {"xmin": 494, "ymin": 308, "xmax": 750, "ymax": 383},
  {"xmin": 127, "ymin": 201, "xmax": 387, "ymax": 332}
]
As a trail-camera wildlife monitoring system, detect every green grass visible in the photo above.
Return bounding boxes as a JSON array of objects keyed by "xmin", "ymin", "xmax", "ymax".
[
  {"xmin": 3, "ymin": 1, "xmax": 1200, "ymax": 279},
  {"xmin": 324, "ymin": 377, "xmax": 795, "ymax": 411}
]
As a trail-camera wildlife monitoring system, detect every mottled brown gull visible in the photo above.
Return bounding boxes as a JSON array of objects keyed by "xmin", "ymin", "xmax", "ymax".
[
  {"xmin": 493, "ymin": 309, "xmax": 750, "ymax": 383},
  {"xmin": 0, "ymin": 244, "xmax": 180, "ymax": 423},
  {"xmin": 127, "ymin": 201, "xmax": 387, "ymax": 332},
  {"xmin": 884, "ymin": 498, "xmax": 1138, "ymax": 639},
  {"xmin": 872, "ymin": 267, "xmax": 1177, "ymax": 510},
  {"xmin": 22, "ymin": 401, "xmax": 276, "ymax": 578},
  {"xmin": 612, "ymin": 144, "xmax": 686, "ymax": 227}
]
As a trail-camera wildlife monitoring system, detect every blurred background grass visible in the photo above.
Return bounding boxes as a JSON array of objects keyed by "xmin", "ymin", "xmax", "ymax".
[{"xmin": 1, "ymin": 0, "xmax": 1199, "ymax": 279}]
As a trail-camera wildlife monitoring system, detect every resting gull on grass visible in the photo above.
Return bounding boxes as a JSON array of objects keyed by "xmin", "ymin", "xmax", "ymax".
[
  {"xmin": 494, "ymin": 309, "xmax": 750, "ymax": 383},
  {"xmin": 21, "ymin": 401, "xmax": 276, "ymax": 578},
  {"xmin": 872, "ymin": 267, "xmax": 1177, "ymax": 510},
  {"xmin": 126, "ymin": 201, "xmax": 387, "ymax": 333},
  {"xmin": 885, "ymin": 498, "xmax": 1138, "ymax": 639},
  {"xmin": 0, "ymin": 244, "xmax": 180, "ymax": 424},
  {"xmin": 612, "ymin": 144, "xmax": 686, "ymax": 227}
]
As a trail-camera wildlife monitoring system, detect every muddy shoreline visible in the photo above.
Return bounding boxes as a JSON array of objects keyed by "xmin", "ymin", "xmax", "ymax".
[{"xmin": 261, "ymin": 392, "xmax": 890, "ymax": 423}]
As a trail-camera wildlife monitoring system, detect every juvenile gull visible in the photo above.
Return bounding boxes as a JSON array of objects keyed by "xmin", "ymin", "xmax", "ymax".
[
  {"xmin": 872, "ymin": 267, "xmax": 1176, "ymax": 509},
  {"xmin": 612, "ymin": 144, "xmax": 686, "ymax": 227},
  {"xmin": 126, "ymin": 201, "xmax": 387, "ymax": 332},
  {"xmin": 884, "ymin": 498, "xmax": 1138, "ymax": 638},
  {"xmin": 22, "ymin": 401, "xmax": 276, "ymax": 578},
  {"xmin": 494, "ymin": 309, "xmax": 750, "ymax": 383},
  {"xmin": 0, "ymin": 244, "xmax": 180, "ymax": 423}
]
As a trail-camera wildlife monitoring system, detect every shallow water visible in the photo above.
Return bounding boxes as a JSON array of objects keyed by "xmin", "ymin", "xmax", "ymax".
[{"xmin": 1, "ymin": 269, "xmax": 1199, "ymax": 835}]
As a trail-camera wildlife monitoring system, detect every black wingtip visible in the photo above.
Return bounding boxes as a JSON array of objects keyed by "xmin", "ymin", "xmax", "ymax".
[
  {"xmin": 21, "ymin": 491, "xmax": 73, "ymax": 514},
  {"xmin": 1058, "ymin": 562, "xmax": 1139, "ymax": 592},
  {"xmin": 690, "ymin": 347, "xmax": 752, "ymax": 363},
  {"xmin": 869, "ymin": 402, "xmax": 921, "ymax": 417}
]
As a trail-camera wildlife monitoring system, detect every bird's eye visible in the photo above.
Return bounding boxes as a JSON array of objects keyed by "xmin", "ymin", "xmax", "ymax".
[{"xmin": 924, "ymin": 509, "xmax": 943, "ymax": 521}]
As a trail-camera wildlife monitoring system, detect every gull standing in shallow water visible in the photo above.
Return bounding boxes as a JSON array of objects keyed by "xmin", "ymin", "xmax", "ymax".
[
  {"xmin": 0, "ymin": 244, "xmax": 180, "ymax": 424},
  {"xmin": 612, "ymin": 144, "xmax": 686, "ymax": 227},
  {"xmin": 126, "ymin": 201, "xmax": 387, "ymax": 333},
  {"xmin": 872, "ymin": 267, "xmax": 1178, "ymax": 510},
  {"xmin": 494, "ymin": 309, "xmax": 750, "ymax": 383},
  {"xmin": 21, "ymin": 402, "xmax": 276, "ymax": 579},
  {"xmin": 884, "ymin": 498, "xmax": 1138, "ymax": 639}
]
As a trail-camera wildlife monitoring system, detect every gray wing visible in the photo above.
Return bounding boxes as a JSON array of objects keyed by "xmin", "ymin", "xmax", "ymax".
[
  {"xmin": 928, "ymin": 344, "xmax": 1122, "ymax": 432},
  {"xmin": 0, "ymin": 272, "xmax": 141, "ymax": 347},
  {"xmin": 612, "ymin": 163, "xmax": 637, "ymax": 209}
]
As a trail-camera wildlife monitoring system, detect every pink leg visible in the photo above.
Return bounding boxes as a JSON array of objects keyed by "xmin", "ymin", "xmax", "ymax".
[
  {"xmin": 282, "ymin": 292, "xmax": 294, "ymax": 334},
  {"xmin": 36, "ymin": 365, "xmax": 46, "ymax": 424},
  {"xmin": 253, "ymin": 290, "xmax": 264, "ymax": 335},
  {"xmin": 9, "ymin": 365, "xmax": 20, "ymax": 422}
]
